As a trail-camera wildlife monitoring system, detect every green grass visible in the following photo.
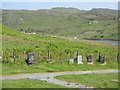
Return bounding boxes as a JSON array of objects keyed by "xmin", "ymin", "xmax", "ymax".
[
  {"xmin": 1, "ymin": 25, "xmax": 118, "ymax": 64},
  {"xmin": 55, "ymin": 73, "xmax": 119, "ymax": 88},
  {"xmin": 2, "ymin": 78, "xmax": 67, "ymax": 88},
  {"xmin": 1, "ymin": 25, "xmax": 119, "ymax": 75},
  {"xmin": 2, "ymin": 61, "xmax": 118, "ymax": 75}
]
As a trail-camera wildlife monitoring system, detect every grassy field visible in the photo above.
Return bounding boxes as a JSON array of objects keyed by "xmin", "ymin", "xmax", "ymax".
[
  {"xmin": 55, "ymin": 73, "xmax": 119, "ymax": 88},
  {"xmin": 2, "ymin": 61, "xmax": 118, "ymax": 75},
  {"xmin": 1, "ymin": 24, "xmax": 119, "ymax": 75},
  {"xmin": 2, "ymin": 73, "xmax": 119, "ymax": 88},
  {"xmin": 2, "ymin": 24, "xmax": 118, "ymax": 63},
  {"xmin": 2, "ymin": 78, "xmax": 67, "ymax": 88}
]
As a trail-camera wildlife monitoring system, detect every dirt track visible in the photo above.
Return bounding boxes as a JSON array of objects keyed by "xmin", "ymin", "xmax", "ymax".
[{"xmin": 1, "ymin": 69, "xmax": 119, "ymax": 88}]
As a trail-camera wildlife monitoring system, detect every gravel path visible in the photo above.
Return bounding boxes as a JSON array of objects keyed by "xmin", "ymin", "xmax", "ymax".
[{"xmin": 1, "ymin": 69, "xmax": 119, "ymax": 88}]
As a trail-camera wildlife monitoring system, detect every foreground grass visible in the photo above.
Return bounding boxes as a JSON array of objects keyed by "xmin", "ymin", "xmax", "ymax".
[
  {"xmin": 2, "ymin": 78, "xmax": 67, "ymax": 88},
  {"xmin": 55, "ymin": 73, "xmax": 119, "ymax": 88},
  {"xmin": 2, "ymin": 61, "xmax": 118, "ymax": 75}
]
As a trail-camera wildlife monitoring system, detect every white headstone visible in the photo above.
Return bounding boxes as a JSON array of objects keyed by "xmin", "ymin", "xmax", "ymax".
[
  {"xmin": 69, "ymin": 58, "xmax": 74, "ymax": 64},
  {"xmin": 77, "ymin": 55, "xmax": 83, "ymax": 64}
]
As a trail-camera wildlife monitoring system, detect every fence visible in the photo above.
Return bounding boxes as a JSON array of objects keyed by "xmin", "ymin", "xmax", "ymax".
[{"xmin": 1, "ymin": 49, "xmax": 119, "ymax": 64}]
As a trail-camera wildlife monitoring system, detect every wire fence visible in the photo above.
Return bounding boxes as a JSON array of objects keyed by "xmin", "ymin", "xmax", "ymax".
[{"xmin": 1, "ymin": 49, "xmax": 119, "ymax": 64}]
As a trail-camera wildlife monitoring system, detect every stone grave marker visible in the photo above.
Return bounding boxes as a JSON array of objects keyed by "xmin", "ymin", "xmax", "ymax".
[
  {"xmin": 77, "ymin": 55, "xmax": 83, "ymax": 64},
  {"xmin": 99, "ymin": 56, "xmax": 106, "ymax": 65},
  {"xmin": 69, "ymin": 58, "xmax": 74, "ymax": 64},
  {"xmin": 87, "ymin": 55, "xmax": 93, "ymax": 64},
  {"xmin": 27, "ymin": 53, "xmax": 35, "ymax": 65}
]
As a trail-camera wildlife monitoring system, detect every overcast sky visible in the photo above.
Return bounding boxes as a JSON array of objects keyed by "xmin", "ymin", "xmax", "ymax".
[{"xmin": 1, "ymin": 0, "xmax": 119, "ymax": 10}]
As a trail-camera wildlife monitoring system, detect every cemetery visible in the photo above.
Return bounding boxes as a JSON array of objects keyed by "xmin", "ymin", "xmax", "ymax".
[
  {"xmin": 2, "ymin": 47, "xmax": 118, "ymax": 65},
  {"xmin": 2, "ymin": 49, "xmax": 111, "ymax": 65},
  {"xmin": 1, "ymin": 10, "xmax": 119, "ymax": 88},
  {"xmin": 2, "ymin": 33, "xmax": 119, "ymax": 88},
  {"xmin": 0, "ymin": 0, "xmax": 119, "ymax": 88},
  {"xmin": 27, "ymin": 53, "xmax": 35, "ymax": 65},
  {"xmin": 87, "ymin": 55, "xmax": 93, "ymax": 64}
]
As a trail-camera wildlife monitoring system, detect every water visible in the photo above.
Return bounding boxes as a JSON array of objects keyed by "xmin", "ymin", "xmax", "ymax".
[{"xmin": 90, "ymin": 40, "xmax": 119, "ymax": 45}]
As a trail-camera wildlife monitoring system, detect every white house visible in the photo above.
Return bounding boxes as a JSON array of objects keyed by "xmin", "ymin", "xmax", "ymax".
[{"xmin": 74, "ymin": 37, "xmax": 77, "ymax": 39}]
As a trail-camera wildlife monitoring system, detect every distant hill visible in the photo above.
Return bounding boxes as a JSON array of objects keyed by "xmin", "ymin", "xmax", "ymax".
[{"xmin": 2, "ymin": 8, "xmax": 118, "ymax": 40}]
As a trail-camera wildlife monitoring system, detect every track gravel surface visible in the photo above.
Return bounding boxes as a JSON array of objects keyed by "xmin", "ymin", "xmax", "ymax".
[{"xmin": 1, "ymin": 70, "xmax": 119, "ymax": 88}]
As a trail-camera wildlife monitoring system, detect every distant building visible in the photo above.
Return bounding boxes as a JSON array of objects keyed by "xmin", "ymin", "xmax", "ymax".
[
  {"xmin": 32, "ymin": 32, "xmax": 36, "ymax": 34},
  {"xmin": 74, "ymin": 37, "xmax": 77, "ymax": 39}
]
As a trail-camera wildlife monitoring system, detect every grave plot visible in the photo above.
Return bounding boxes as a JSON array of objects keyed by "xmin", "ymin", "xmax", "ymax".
[
  {"xmin": 27, "ymin": 53, "xmax": 35, "ymax": 65},
  {"xmin": 87, "ymin": 55, "xmax": 93, "ymax": 64},
  {"xmin": 98, "ymin": 53, "xmax": 106, "ymax": 65}
]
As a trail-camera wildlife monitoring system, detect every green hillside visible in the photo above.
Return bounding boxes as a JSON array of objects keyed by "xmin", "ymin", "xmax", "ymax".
[
  {"xmin": 1, "ymin": 24, "xmax": 118, "ymax": 64},
  {"xmin": 2, "ymin": 8, "xmax": 118, "ymax": 40}
]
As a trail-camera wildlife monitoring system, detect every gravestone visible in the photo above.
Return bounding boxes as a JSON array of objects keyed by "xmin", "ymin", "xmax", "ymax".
[
  {"xmin": 87, "ymin": 55, "xmax": 93, "ymax": 64},
  {"xmin": 98, "ymin": 52, "xmax": 106, "ymax": 65},
  {"xmin": 27, "ymin": 53, "xmax": 35, "ymax": 65},
  {"xmin": 77, "ymin": 55, "xmax": 83, "ymax": 64},
  {"xmin": 69, "ymin": 58, "xmax": 74, "ymax": 64},
  {"xmin": 99, "ymin": 56, "xmax": 106, "ymax": 64}
]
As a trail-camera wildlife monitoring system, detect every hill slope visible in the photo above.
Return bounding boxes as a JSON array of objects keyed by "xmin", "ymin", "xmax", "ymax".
[
  {"xmin": 1, "ymin": 25, "xmax": 118, "ymax": 64},
  {"xmin": 2, "ymin": 8, "xmax": 118, "ymax": 40}
]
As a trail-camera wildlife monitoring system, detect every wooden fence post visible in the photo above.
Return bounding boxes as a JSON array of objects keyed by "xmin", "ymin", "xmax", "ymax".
[
  {"xmin": 38, "ymin": 51, "xmax": 41, "ymax": 60},
  {"xmin": 98, "ymin": 52, "xmax": 101, "ymax": 61},
  {"xmin": 76, "ymin": 51, "xmax": 79, "ymax": 57},
  {"xmin": 117, "ymin": 53, "xmax": 119, "ymax": 62},
  {"xmin": 76, "ymin": 51, "xmax": 79, "ymax": 60},
  {"xmin": 13, "ymin": 49, "xmax": 16, "ymax": 61},
  {"xmin": 67, "ymin": 52, "xmax": 70, "ymax": 60},
  {"xmin": 48, "ymin": 50, "xmax": 50, "ymax": 60}
]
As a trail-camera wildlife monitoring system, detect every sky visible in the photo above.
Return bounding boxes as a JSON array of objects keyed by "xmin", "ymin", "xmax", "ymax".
[
  {"xmin": 1, "ymin": 1, "xmax": 119, "ymax": 10},
  {"xmin": 1, "ymin": 0, "xmax": 119, "ymax": 2}
]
